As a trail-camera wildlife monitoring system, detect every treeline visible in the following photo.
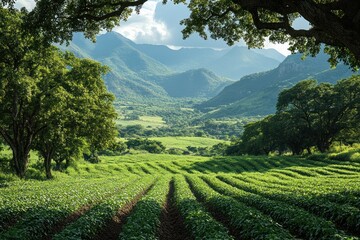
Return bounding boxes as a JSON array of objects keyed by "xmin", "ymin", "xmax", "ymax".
[
  {"xmin": 0, "ymin": 9, "xmax": 117, "ymax": 178},
  {"xmin": 227, "ymin": 77, "xmax": 360, "ymax": 155},
  {"xmin": 100, "ymin": 138, "xmax": 227, "ymax": 156},
  {"xmin": 118, "ymin": 120, "xmax": 244, "ymax": 140}
]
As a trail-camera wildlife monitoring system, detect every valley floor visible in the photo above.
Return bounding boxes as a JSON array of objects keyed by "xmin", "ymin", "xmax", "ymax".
[{"xmin": 1, "ymin": 154, "xmax": 360, "ymax": 239}]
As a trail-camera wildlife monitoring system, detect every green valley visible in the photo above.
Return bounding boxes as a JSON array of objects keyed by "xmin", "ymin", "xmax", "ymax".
[{"xmin": 1, "ymin": 2, "xmax": 360, "ymax": 240}]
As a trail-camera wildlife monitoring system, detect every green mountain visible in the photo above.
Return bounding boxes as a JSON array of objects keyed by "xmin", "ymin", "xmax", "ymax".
[
  {"xmin": 199, "ymin": 52, "xmax": 357, "ymax": 117},
  {"xmin": 60, "ymin": 32, "xmax": 234, "ymax": 101},
  {"xmin": 156, "ymin": 68, "xmax": 232, "ymax": 98},
  {"xmin": 205, "ymin": 46, "xmax": 281, "ymax": 79},
  {"xmin": 135, "ymin": 44, "xmax": 283, "ymax": 80}
]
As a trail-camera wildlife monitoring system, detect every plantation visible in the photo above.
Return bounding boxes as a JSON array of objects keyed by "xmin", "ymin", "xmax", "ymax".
[{"xmin": 1, "ymin": 152, "xmax": 360, "ymax": 239}]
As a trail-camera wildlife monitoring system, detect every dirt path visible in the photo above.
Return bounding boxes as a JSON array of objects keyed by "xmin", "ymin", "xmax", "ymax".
[{"xmin": 158, "ymin": 180, "xmax": 191, "ymax": 240}]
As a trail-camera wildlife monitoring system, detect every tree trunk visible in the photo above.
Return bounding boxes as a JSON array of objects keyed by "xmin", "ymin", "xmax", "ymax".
[
  {"xmin": 11, "ymin": 145, "xmax": 30, "ymax": 178},
  {"xmin": 39, "ymin": 146, "xmax": 54, "ymax": 179},
  {"xmin": 44, "ymin": 155, "xmax": 52, "ymax": 179}
]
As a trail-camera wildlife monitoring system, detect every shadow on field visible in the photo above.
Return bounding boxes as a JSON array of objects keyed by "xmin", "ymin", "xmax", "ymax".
[{"xmin": 183, "ymin": 155, "xmax": 343, "ymax": 174}]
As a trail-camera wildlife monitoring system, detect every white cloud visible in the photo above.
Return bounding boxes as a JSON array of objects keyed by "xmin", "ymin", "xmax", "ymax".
[
  {"xmin": 114, "ymin": 1, "xmax": 170, "ymax": 44},
  {"xmin": 264, "ymin": 41, "xmax": 291, "ymax": 56},
  {"xmin": 14, "ymin": 0, "xmax": 35, "ymax": 10}
]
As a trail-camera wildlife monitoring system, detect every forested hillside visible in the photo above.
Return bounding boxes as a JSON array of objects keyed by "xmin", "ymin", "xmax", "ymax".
[
  {"xmin": 200, "ymin": 52, "xmax": 357, "ymax": 117},
  {"xmin": 60, "ymin": 32, "xmax": 281, "ymax": 101}
]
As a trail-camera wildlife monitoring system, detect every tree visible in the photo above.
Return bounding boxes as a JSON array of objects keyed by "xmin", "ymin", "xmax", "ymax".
[
  {"xmin": 0, "ymin": 9, "xmax": 117, "ymax": 178},
  {"xmin": 0, "ymin": 9, "xmax": 65, "ymax": 177},
  {"xmin": 33, "ymin": 53, "xmax": 117, "ymax": 178},
  {"xmin": 181, "ymin": 0, "xmax": 360, "ymax": 68},
  {"xmin": 3, "ymin": 0, "xmax": 360, "ymax": 68},
  {"xmin": 277, "ymin": 77, "xmax": 360, "ymax": 152}
]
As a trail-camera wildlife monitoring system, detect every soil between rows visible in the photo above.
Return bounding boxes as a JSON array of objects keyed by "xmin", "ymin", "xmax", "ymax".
[{"xmin": 158, "ymin": 180, "xmax": 191, "ymax": 240}]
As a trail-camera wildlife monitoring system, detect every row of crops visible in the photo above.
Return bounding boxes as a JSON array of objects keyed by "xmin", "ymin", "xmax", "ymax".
[{"xmin": 1, "ymin": 156, "xmax": 360, "ymax": 239}]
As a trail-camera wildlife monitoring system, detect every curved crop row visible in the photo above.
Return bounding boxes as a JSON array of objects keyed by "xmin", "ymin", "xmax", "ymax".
[
  {"xmin": 53, "ymin": 176, "xmax": 155, "ymax": 240},
  {"xmin": 0, "ymin": 176, "xmax": 137, "ymax": 238},
  {"xmin": 173, "ymin": 175, "xmax": 233, "ymax": 240},
  {"xmin": 235, "ymin": 174, "xmax": 360, "ymax": 208},
  {"xmin": 186, "ymin": 175, "xmax": 294, "ymax": 240},
  {"xmin": 119, "ymin": 176, "xmax": 171, "ymax": 240},
  {"xmin": 221, "ymin": 175, "xmax": 360, "ymax": 233},
  {"xmin": 203, "ymin": 176, "xmax": 354, "ymax": 240}
]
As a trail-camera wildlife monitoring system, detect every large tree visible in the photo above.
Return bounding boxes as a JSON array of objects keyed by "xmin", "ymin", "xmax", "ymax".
[
  {"xmin": 277, "ymin": 77, "xmax": 360, "ymax": 152},
  {"xmin": 2, "ymin": 0, "xmax": 360, "ymax": 68},
  {"xmin": 0, "ymin": 9, "xmax": 117, "ymax": 178},
  {"xmin": 33, "ymin": 53, "xmax": 117, "ymax": 178}
]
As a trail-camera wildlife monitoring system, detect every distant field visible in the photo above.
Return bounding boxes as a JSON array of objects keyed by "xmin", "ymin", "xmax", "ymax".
[
  {"xmin": 1, "ymin": 153, "xmax": 360, "ymax": 239},
  {"xmin": 149, "ymin": 136, "xmax": 228, "ymax": 150},
  {"xmin": 116, "ymin": 115, "xmax": 166, "ymax": 128}
]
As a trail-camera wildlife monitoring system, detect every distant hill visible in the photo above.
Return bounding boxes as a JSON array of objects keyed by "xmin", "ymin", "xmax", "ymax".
[
  {"xmin": 60, "ymin": 32, "xmax": 233, "ymax": 100},
  {"xmin": 156, "ymin": 68, "xmax": 232, "ymax": 98},
  {"xmin": 205, "ymin": 46, "xmax": 281, "ymax": 80},
  {"xmin": 199, "ymin": 52, "xmax": 357, "ymax": 117},
  {"xmin": 135, "ymin": 44, "xmax": 283, "ymax": 80}
]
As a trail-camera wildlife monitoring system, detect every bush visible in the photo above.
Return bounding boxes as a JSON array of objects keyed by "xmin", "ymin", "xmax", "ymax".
[
  {"xmin": 126, "ymin": 138, "xmax": 165, "ymax": 154},
  {"xmin": 329, "ymin": 150, "xmax": 360, "ymax": 162}
]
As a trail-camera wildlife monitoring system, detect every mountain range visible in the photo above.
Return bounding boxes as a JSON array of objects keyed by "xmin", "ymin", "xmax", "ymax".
[
  {"xmin": 60, "ymin": 32, "xmax": 357, "ymax": 118},
  {"xmin": 199, "ymin": 52, "xmax": 357, "ymax": 117},
  {"xmin": 59, "ymin": 32, "xmax": 283, "ymax": 100}
]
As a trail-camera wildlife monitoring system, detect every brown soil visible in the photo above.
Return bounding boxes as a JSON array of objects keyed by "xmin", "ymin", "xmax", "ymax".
[
  {"xmin": 185, "ymin": 177, "xmax": 240, "ymax": 240},
  {"xmin": 42, "ymin": 204, "xmax": 93, "ymax": 240},
  {"xmin": 158, "ymin": 180, "xmax": 191, "ymax": 240},
  {"xmin": 91, "ymin": 183, "xmax": 154, "ymax": 240}
]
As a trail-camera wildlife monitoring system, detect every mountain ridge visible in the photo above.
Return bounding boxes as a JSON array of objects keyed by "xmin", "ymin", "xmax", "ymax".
[
  {"xmin": 59, "ymin": 32, "xmax": 282, "ymax": 101},
  {"xmin": 199, "ymin": 52, "xmax": 357, "ymax": 117}
]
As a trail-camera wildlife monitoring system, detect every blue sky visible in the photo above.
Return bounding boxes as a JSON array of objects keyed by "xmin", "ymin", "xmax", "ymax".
[{"xmin": 16, "ymin": 0, "xmax": 310, "ymax": 55}]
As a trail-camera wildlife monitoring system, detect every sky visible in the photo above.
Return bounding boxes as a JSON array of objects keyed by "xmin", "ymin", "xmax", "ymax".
[{"xmin": 15, "ymin": 0, "xmax": 310, "ymax": 56}]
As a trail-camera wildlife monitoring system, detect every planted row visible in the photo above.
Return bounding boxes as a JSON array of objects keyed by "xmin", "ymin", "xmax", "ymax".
[
  {"xmin": 173, "ymin": 175, "xmax": 233, "ymax": 240},
  {"xmin": 0, "ymin": 176, "xmax": 136, "ymax": 238},
  {"xmin": 119, "ymin": 177, "xmax": 170, "ymax": 240},
  {"xmin": 203, "ymin": 176, "xmax": 353, "ymax": 240},
  {"xmin": 221, "ymin": 175, "xmax": 360, "ymax": 233},
  {"xmin": 186, "ymin": 175, "xmax": 294, "ymax": 240},
  {"xmin": 53, "ymin": 176, "xmax": 155, "ymax": 240}
]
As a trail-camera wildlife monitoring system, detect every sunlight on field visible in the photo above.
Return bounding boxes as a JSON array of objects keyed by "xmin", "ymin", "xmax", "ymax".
[
  {"xmin": 149, "ymin": 137, "xmax": 228, "ymax": 150},
  {"xmin": 116, "ymin": 115, "xmax": 166, "ymax": 128}
]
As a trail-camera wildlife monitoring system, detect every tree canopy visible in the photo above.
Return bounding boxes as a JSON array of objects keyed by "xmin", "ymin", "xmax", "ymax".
[
  {"xmin": 227, "ymin": 76, "xmax": 360, "ymax": 155},
  {"xmin": 0, "ymin": 8, "xmax": 117, "ymax": 178},
  {"xmin": 2, "ymin": 0, "xmax": 360, "ymax": 68}
]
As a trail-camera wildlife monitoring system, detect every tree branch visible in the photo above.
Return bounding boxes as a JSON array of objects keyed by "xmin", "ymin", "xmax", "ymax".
[{"xmin": 71, "ymin": 0, "xmax": 147, "ymax": 21}]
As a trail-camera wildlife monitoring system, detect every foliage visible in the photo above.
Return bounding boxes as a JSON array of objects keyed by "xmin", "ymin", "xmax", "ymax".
[
  {"xmin": 119, "ymin": 177, "xmax": 170, "ymax": 240},
  {"xmin": 173, "ymin": 175, "xmax": 233, "ymax": 240},
  {"xmin": 126, "ymin": 138, "xmax": 166, "ymax": 154},
  {"xmin": 0, "ymin": 8, "xmax": 117, "ymax": 178},
  {"xmin": 227, "ymin": 76, "xmax": 360, "ymax": 155},
  {"xmin": 187, "ymin": 175, "xmax": 294, "ymax": 239},
  {"xmin": 179, "ymin": 0, "xmax": 360, "ymax": 69},
  {"xmin": 53, "ymin": 176, "xmax": 154, "ymax": 240},
  {"xmin": 0, "ymin": 176, "xmax": 138, "ymax": 238},
  {"xmin": 5, "ymin": 0, "xmax": 360, "ymax": 68},
  {"xmin": 1, "ymin": 153, "xmax": 360, "ymax": 238}
]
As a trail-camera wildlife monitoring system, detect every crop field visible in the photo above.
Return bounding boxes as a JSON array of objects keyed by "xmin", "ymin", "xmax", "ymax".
[
  {"xmin": 149, "ymin": 137, "xmax": 228, "ymax": 150},
  {"xmin": 1, "ymin": 154, "xmax": 360, "ymax": 239},
  {"xmin": 116, "ymin": 115, "xmax": 166, "ymax": 128}
]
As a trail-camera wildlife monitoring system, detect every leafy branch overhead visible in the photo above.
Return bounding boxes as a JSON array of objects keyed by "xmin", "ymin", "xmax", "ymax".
[{"xmin": 3, "ymin": 0, "xmax": 360, "ymax": 68}]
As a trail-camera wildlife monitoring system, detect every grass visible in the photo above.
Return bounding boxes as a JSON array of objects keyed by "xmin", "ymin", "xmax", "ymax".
[
  {"xmin": 149, "ymin": 136, "xmax": 228, "ymax": 150},
  {"xmin": 116, "ymin": 115, "xmax": 166, "ymax": 128}
]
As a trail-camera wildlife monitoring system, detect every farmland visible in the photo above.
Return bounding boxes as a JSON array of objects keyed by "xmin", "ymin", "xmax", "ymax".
[
  {"xmin": 148, "ymin": 137, "xmax": 228, "ymax": 150},
  {"xmin": 1, "ymin": 154, "xmax": 360, "ymax": 239}
]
